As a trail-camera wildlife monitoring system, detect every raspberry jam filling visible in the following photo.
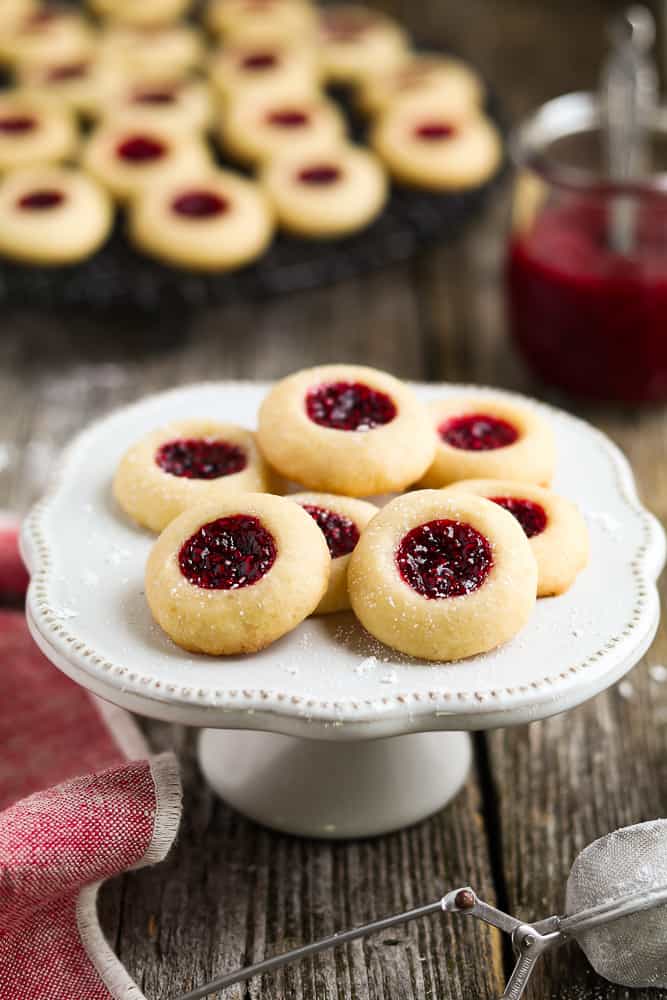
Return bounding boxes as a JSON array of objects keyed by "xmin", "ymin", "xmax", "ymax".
[
  {"xmin": 47, "ymin": 62, "xmax": 88, "ymax": 82},
  {"xmin": 323, "ymin": 12, "xmax": 374, "ymax": 40},
  {"xmin": 298, "ymin": 164, "xmax": 341, "ymax": 185},
  {"xmin": 18, "ymin": 189, "xmax": 65, "ymax": 210},
  {"xmin": 0, "ymin": 115, "xmax": 36, "ymax": 134},
  {"xmin": 302, "ymin": 504, "xmax": 360, "ymax": 558},
  {"xmin": 267, "ymin": 109, "xmax": 309, "ymax": 127},
  {"xmin": 306, "ymin": 381, "xmax": 397, "ymax": 431},
  {"xmin": 439, "ymin": 413, "xmax": 519, "ymax": 451},
  {"xmin": 156, "ymin": 438, "xmax": 246, "ymax": 479},
  {"xmin": 414, "ymin": 122, "xmax": 456, "ymax": 141},
  {"xmin": 179, "ymin": 514, "xmax": 276, "ymax": 590},
  {"xmin": 242, "ymin": 51, "xmax": 278, "ymax": 70},
  {"xmin": 132, "ymin": 89, "xmax": 177, "ymax": 105},
  {"xmin": 116, "ymin": 135, "xmax": 167, "ymax": 163},
  {"xmin": 490, "ymin": 497, "xmax": 547, "ymax": 539},
  {"xmin": 397, "ymin": 519, "xmax": 493, "ymax": 599},
  {"xmin": 171, "ymin": 191, "xmax": 229, "ymax": 218}
]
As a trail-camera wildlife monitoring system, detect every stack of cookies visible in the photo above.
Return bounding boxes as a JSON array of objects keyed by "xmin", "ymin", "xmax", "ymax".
[
  {"xmin": 0, "ymin": 0, "xmax": 502, "ymax": 269},
  {"xmin": 113, "ymin": 364, "xmax": 589, "ymax": 662}
]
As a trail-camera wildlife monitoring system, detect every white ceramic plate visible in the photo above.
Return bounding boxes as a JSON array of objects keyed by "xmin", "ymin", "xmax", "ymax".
[{"xmin": 22, "ymin": 382, "xmax": 665, "ymax": 738}]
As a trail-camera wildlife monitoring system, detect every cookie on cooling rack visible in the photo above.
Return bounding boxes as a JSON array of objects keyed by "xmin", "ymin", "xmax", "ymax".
[
  {"xmin": 372, "ymin": 98, "xmax": 502, "ymax": 191},
  {"xmin": 0, "ymin": 91, "xmax": 77, "ymax": 170},
  {"xmin": 0, "ymin": 165, "xmax": 113, "ymax": 265},
  {"xmin": 15, "ymin": 50, "xmax": 126, "ymax": 119},
  {"xmin": 442, "ymin": 480, "xmax": 589, "ymax": 597},
  {"xmin": 418, "ymin": 395, "xmax": 556, "ymax": 489},
  {"xmin": 1, "ymin": 6, "xmax": 94, "ymax": 65},
  {"xmin": 98, "ymin": 24, "xmax": 203, "ymax": 79},
  {"xmin": 348, "ymin": 490, "xmax": 538, "ymax": 660},
  {"xmin": 145, "ymin": 493, "xmax": 330, "ymax": 655},
  {"xmin": 357, "ymin": 52, "xmax": 484, "ymax": 118},
  {"xmin": 114, "ymin": 419, "xmax": 272, "ymax": 532},
  {"xmin": 257, "ymin": 365, "xmax": 436, "ymax": 496},
  {"xmin": 260, "ymin": 142, "xmax": 387, "ymax": 238},
  {"xmin": 206, "ymin": 0, "xmax": 317, "ymax": 42},
  {"xmin": 0, "ymin": 0, "xmax": 36, "ymax": 39},
  {"xmin": 318, "ymin": 4, "xmax": 408, "ymax": 84},
  {"xmin": 128, "ymin": 168, "xmax": 274, "ymax": 271},
  {"xmin": 209, "ymin": 41, "xmax": 320, "ymax": 101},
  {"xmin": 219, "ymin": 89, "xmax": 345, "ymax": 165},
  {"xmin": 290, "ymin": 492, "xmax": 377, "ymax": 613},
  {"xmin": 82, "ymin": 121, "xmax": 211, "ymax": 200},
  {"xmin": 88, "ymin": 0, "xmax": 193, "ymax": 27},
  {"xmin": 101, "ymin": 77, "xmax": 214, "ymax": 133}
]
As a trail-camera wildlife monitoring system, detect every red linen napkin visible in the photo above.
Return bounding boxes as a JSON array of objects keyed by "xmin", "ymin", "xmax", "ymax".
[{"xmin": 0, "ymin": 519, "xmax": 182, "ymax": 1000}]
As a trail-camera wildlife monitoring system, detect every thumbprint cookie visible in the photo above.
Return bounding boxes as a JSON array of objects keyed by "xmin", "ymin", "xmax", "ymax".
[
  {"xmin": 101, "ymin": 77, "xmax": 214, "ymax": 134},
  {"xmin": 372, "ymin": 99, "xmax": 502, "ymax": 191},
  {"xmin": 318, "ymin": 5, "xmax": 408, "ymax": 84},
  {"xmin": 0, "ymin": 0, "xmax": 36, "ymax": 39},
  {"xmin": 82, "ymin": 121, "xmax": 210, "ymax": 200},
  {"xmin": 15, "ymin": 51, "xmax": 125, "ymax": 118},
  {"xmin": 290, "ymin": 493, "xmax": 377, "ymax": 613},
  {"xmin": 2, "ymin": 7, "xmax": 95, "ymax": 65},
  {"xmin": 98, "ymin": 24, "xmax": 203, "ymax": 79},
  {"xmin": 88, "ymin": 0, "xmax": 193, "ymax": 27},
  {"xmin": 357, "ymin": 53, "xmax": 483, "ymax": 118},
  {"xmin": 442, "ymin": 480, "xmax": 589, "ymax": 597},
  {"xmin": 113, "ymin": 420, "xmax": 272, "ymax": 532},
  {"xmin": 206, "ymin": 0, "xmax": 317, "ymax": 43},
  {"xmin": 260, "ymin": 143, "xmax": 387, "ymax": 238},
  {"xmin": 0, "ymin": 92, "xmax": 77, "ymax": 170},
  {"xmin": 145, "ymin": 493, "xmax": 330, "ymax": 655},
  {"xmin": 128, "ymin": 169, "xmax": 274, "ymax": 270},
  {"xmin": 348, "ymin": 490, "xmax": 538, "ymax": 661},
  {"xmin": 419, "ymin": 395, "xmax": 556, "ymax": 489},
  {"xmin": 219, "ymin": 89, "xmax": 345, "ymax": 165},
  {"xmin": 0, "ymin": 165, "xmax": 112, "ymax": 264},
  {"xmin": 209, "ymin": 41, "xmax": 320, "ymax": 101},
  {"xmin": 257, "ymin": 365, "xmax": 436, "ymax": 496}
]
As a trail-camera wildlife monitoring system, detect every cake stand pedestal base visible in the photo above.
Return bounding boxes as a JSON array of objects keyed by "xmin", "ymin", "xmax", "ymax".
[{"xmin": 198, "ymin": 728, "xmax": 472, "ymax": 839}]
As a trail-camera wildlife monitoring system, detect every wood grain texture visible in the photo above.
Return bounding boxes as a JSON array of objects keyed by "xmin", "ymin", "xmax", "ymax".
[{"xmin": 2, "ymin": 1, "xmax": 667, "ymax": 998}]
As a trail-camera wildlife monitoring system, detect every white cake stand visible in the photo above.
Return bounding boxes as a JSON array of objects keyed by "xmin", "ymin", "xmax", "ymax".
[{"xmin": 21, "ymin": 383, "xmax": 666, "ymax": 838}]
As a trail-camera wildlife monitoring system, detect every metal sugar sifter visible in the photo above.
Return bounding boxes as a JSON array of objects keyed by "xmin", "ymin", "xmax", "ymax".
[{"xmin": 176, "ymin": 819, "xmax": 667, "ymax": 1000}]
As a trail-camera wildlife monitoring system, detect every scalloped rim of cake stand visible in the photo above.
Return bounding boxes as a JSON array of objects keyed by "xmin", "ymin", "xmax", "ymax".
[{"xmin": 21, "ymin": 381, "xmax": 666, "ymax": 740}]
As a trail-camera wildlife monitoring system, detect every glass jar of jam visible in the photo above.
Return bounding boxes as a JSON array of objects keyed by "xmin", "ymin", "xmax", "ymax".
[{"xmin": 507, "ymin": 92, "xmax": 667, "ymax": 403}]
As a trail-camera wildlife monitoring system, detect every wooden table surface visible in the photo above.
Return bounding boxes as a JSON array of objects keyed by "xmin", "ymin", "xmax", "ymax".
[{"xmin": 4, "ymin": 1, "xmax": 667, "ymax": 997}]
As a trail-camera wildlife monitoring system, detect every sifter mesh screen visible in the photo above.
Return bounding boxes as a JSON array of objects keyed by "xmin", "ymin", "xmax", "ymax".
[{"xmin": 565, "ymin": 819, "xmax": 667, "ymax": 988}]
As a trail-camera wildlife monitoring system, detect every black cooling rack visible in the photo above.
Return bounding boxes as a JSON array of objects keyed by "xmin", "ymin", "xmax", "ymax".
[{"xmin": 0, "ymin": 68, "xmax": 508, "ymax": 311}]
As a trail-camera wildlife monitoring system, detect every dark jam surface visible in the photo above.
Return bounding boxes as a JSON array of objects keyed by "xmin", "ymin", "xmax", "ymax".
[
  {"xmin": 267, "ymin": 109, "xmax": 309, "ymax": 127},
  {"xmin": 439, "ymin": 413, "xmax": 519, "ymax": 451},
  {"xmin": 116, "ymin": 135, "xmax": 167, "ymax": 162},
  {"xmin": 306, "ymin": 381, "xmax": 397, "ymax": 431},
  {"xmin": 396, "ymin": 519, "xmax": 493, "ymax": 599},
  {"xmin": 47, "ymin": 62, "xmax": 88, "ymax": 81},
  {"xmin": 0, "ymin": 116, "xmax": 36, "ymax": 134},
  {"xmin": 18, "ymin": 189, "xmax": 65, "ymax": 210},
  {"xmin": 242, "ymin": 51, "xmax": 279, "ymax": 70},
  {"xmin": 490, "ymin": 496, "xmax": 547, "ymax": 539},
  {"xmin": 156, "ymin": 438, "xmax": 246, "ymax": 479},
  {"xmin": 179, "ymin": 515, "xmax": 276, "ymax": 590},
  {"xmin": 298, "ymin": 164, "xmax": 341, "ymax": 185},
  {"xmin": 414, "ymin": 122, "xmax": 456, "ymax": 141},
  {"xmin": 171, "ymin": 191, "xmax": 229, "ymax": 218},
  {"xmin": 132, "ymin": 89, "xmax": 177, "ymax": 105},
  {"xmin": 302, "ymin": 504, "xmax": 360, "ymax": 558}
]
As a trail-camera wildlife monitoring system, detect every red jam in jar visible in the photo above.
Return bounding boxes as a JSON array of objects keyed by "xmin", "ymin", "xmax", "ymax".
[{"xmin": 508, "ymin": 193, "xmax": 667, "ymax": 402}]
